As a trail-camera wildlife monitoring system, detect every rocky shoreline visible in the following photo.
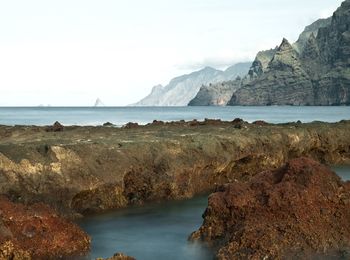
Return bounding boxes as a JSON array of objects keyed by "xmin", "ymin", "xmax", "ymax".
[
  {"xmin": 190, "ymin": 157, "xmax": 350, "ymax": 259},
  {"xmin": 0, "ymin": 119, "xmax": 350, "ymax": 217},
  {"xmin": 0, "ymin": 119, "xmax": 350, "ymax": 258},
  {"xmin": 0, "ymin": 196, "xmax": 90, "ymax": 259}
]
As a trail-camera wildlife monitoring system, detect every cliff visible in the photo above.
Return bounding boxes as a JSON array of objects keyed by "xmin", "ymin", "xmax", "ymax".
[
  {"xmin": 229, "ymin": 0, "xmax": 350, "ymax": 106},
  {"xmin": 188, "ymin": 79, "xmax": 242, "ymax": 106},
  {"xmin": 188, "ymin": 49, "xmax": 277, "ymax": 106}
]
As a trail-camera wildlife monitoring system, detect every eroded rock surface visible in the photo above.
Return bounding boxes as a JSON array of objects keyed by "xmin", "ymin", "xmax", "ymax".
[
  {"xmin": 0, "ymin": 196, "xmax": 90, "ymax": 259},
  {"xmin": 96, "ymin": 252, "xmax": 136, "ymax": 260},
  {"xmin": 0, "ymin": 121, "xmax": 350, "ymax": 216},
  {"xmin": 190, "ymin": 158, "xmax": 350, "ymax": 259}
]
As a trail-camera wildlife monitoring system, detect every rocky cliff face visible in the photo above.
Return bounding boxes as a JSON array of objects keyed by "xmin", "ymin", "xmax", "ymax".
[
  {"xmin": 133, "ymin": 62, "xmax": 251, "ymax": 106},
  {"xmin": 188, "ymin": 79, "xmax": 242, "ymax": 106},
  {"xmin": 293, "ymin": 17, "xmax": 331, "ymax": 53},
  {"xmin": 188, "ymin": 49, "xmax": 277, "ymax": 106},
  {"xmin": 230, "ymin": 39, "xmax": 315, "ymax": 106},
  {"xmin": 229, "ymin": 0, "xmax": 350, "ymax": 106},
  {"xmin": 247, "ymin": 48, "xmax": 277, "ymax": 79}
]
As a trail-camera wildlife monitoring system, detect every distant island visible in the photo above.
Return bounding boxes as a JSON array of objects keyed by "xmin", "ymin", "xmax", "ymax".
[{"xmin": 135, "ymin": 1, "xmax": 350, "ymax": 106}]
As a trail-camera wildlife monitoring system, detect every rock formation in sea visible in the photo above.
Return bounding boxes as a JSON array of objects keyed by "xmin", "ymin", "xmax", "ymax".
[
  {"xmin": 229, "ymin": 0, "xmax": 350, "ymax": 105},
  {"xmin": 0, "ymin": 196, "xmax": 90, "ymax": 259},
  {"xmin": 94, "ymin": 98, "xmax": 105, "ymax": 107},
  {"xmin": 132, "ymin": 62, "xmax": 251, "ymax": 106},
  {"xmin": 190, "ymin": 157, "xmax": 350, "ymax": 259}
]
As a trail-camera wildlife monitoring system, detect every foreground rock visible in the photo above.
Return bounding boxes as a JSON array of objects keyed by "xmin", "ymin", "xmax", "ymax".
[
  {"xmin": 0, "ymin": 120, "xmax": 349, "ymax": 216},
  {"xmin": 190, "ymin": 158, "xmax": 350, "ymax": 259},
  {"xmin": 46, "ymin": 121, "xmax": 64, "ymax": 132},
  {"xmin": 96, "ymin": 252, "xmax": 136, "ymax": 260},
  {"xmin": 0, "ymin": 196, "xmax": 90, "ymax": 259}
]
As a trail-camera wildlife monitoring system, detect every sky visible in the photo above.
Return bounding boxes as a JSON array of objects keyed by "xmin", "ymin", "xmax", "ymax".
[{"xmin": 0, "ymin": 0, "xmax": 344, "ymax": 106}]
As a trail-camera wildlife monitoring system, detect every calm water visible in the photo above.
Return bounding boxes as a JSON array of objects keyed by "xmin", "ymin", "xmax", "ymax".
[
  {"xmin": 78, "ymin": 195, "xmax": 213, "ymax": 260},
  {"xmin": 78, "ymin": 167, "xmax": 350, "ymax": 260},
  {"xmin": 0, "ymin": 106, "xmax": 349, "ymax": 126},
  {"xmin": 332, "ymin": 165, "xmax": 350, "ymax": 181}
]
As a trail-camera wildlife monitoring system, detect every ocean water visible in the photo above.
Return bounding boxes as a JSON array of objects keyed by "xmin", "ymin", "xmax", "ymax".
[
  {"xmin": 78, "ymin": 167, "xmax": 350, "ymax": 260},
  {"xmin": 0, "ymin": 106, "xmax": 349, "ymax": 126}
]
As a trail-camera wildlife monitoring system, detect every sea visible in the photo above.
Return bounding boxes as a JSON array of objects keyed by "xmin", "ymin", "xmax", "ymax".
[{"xmin": 0, "ymin": 106, "xmax": 349, "ymax": 126}]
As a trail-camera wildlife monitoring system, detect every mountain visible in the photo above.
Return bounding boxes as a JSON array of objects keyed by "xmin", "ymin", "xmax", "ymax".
[
  {"xmin": 132, "ymin": 62, "xmax": 251, "ymax": 106},
  {"xmin": 188, "ymin": 49, "xmax": 278, "ymax": 106},
  {"xmin": 229, "ymin": 0, "xmax": 350, "ymax": 106}
]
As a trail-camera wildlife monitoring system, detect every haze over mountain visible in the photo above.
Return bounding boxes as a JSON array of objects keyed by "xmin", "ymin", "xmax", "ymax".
[{"xmin": 133, "ymin": 62, "xmax": 251, "ymax": 106}]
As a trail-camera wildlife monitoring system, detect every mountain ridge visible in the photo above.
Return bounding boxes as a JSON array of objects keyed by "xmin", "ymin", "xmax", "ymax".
[{"xmin": 132, "ymin": 62, "xmax": 251, "ymax": 106}]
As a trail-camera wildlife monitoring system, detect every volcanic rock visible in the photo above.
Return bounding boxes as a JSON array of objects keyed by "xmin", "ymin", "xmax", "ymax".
[
  {"xmin": 0, "ymin": 196, "xmax": 90, "ymax": 259},
  {"xmin": 190, "ymin": 158, "xmax": 350, "ymax": 259},
  {"xmin": 252, "ymin": 120, "xmax": 268, "ymax": 126},
  {"xmin": 123, "ymin": 122, "xmax": 139, "ymax": 129},
  {"xmin": 0, "ymin": 121, "xmax": 350, "ymax": 216},
  {"xmin": 103, "ymin": 122, "xmax": 115, "ymax": 127},
  {"xmin": 46, "ymin": 121, "xmax": 64, "ymax": 132},
  {"xmin": 96, "ymin": 252, "xmax": 136, "ymax": 260}
]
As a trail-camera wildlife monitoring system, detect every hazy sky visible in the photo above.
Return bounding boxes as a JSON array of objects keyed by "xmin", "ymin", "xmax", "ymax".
[{"xmin": 0, "ymin": 0, "xmax": 343, "ymax": 106}]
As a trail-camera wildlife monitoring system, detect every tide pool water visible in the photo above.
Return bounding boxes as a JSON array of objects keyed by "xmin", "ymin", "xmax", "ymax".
[
  {"xmin": 332, "ymin": 165, "xmax": 350, "ymax": 181},
  {"xmin": 78, "ymin": 166, "xmax": 350, "ymax": 260},
  {"xmin": 0, "ymin": 106, "xmax": 349, "ymax": 126},
  {"xmin": 78, "ymin": 195, "xmax": 213, "ymax": 260}
]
